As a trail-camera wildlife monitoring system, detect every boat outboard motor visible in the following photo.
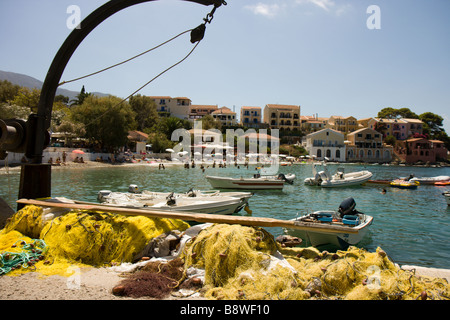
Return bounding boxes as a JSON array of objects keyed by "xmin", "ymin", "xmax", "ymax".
[
  {"xmin": 166, "ymin": 192, "xmax": 176, "ymax": 206},
  {"xmin": 278, "ymin": 173, "xmax": 294, "ymax": 184},
  {"xmin": 338, "ymin": 197, "xmax": 359, "ymax": 218},
  {"xmin": 186, "ymin": 188, "xmax": 196, "ymax": 197},
  {"xmin": 128, "ymin": 184, "xmax": 139, "ymax": 193}
]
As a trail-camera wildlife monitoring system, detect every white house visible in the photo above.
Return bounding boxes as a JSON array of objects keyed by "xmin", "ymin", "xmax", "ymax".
[{"xmin": 303, "ymin": 128, "xmax": 346, "ymax": 162}]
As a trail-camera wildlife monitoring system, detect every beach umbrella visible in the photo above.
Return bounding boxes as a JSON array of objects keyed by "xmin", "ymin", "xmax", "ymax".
[
  {"xmin": 165, "ymin": 148, "xmax": 175, "ymax": 153},
  {"xmin": 178, "ymin": 151, "xmax": 189, "ymax": 156},
  {"xmin": 194, "ymin": 152, "xmax": 202, "ymax": 156},
  {"xmin": 72, "ymin": 149, "xmax": 85, "ymax": 154}
]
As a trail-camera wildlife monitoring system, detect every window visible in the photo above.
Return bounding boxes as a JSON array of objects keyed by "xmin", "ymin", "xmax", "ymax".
[
  {"xmin": 336, "ymin": 150, "xmax": 341, "ymax": 159},
  {"xmin": 317, "ymin": 149, "xmax": 322, "ymax": 158},
  {"xmin": 326, "ymin": 149, "xmax": 331, "ymax": 158}
]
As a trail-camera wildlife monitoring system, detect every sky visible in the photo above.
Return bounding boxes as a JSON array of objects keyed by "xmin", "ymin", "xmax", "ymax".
[{"xmin": 1, "ymin": 0, "xmax": 449, "ymax": 132}]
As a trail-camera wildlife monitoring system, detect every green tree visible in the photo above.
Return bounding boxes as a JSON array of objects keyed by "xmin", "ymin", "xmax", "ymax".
[
  {"xmin": 419, "ymin": 112, "xmax": 450, "ymax": 149},
  {"xmin": 200, "ymin": 114, "xmax": 222, "ymax": 131},
  {"xmin": 147, "ymin": 132, "xmax": 174, "ymax": 153},
  {"xmin": 0, "ymin": 80, "xmax": 20, "ymax": 103},
  {"xmin": 71, "ymin": 95, "xmax": 136, "ymax": 151},
  {"xmin": 159, "ymin": 116, "xmax": 185, "ymax": 139},
  {"xmin": 419, "ymin": 112, "xmax": 444, "ymax": 136},
  {"xmin": 10, "ymin": 87, "xmax": 41, "ymax": 112},
  {"xmin": 377, "ymin": 107, "xmax": 418, "ymax": 119},
  {"xmin": 70, "ymin": 85, "xmax": 91, "ymax": 106},
  {"xmin": 129, "ymin": 94, "xmax": 159, "ymax": 131}
]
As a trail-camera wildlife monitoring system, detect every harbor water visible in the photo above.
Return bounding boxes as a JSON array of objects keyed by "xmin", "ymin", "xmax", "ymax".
[{"xmin": 1, "ymin": 162, "xmax": 449, "ymax": 269}]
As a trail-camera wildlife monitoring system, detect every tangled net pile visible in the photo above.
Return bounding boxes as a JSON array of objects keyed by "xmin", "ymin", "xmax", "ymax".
[
  {"xmin": 181, "ymin": 224, "xmax": 450, "ymax": 300},
  {"xmin": 1, "ymin": 205, "xmax": 449, "ymax": 300},
  {"xmin": 0, "ymin": 205, "xmax": 189, "ymax": 276}
]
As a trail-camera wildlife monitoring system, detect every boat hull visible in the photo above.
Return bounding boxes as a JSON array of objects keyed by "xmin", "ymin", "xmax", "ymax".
[
  {"xmin": 409, "ymin": 175, "xmax": 450, "ymax": 185},
  {"xmin": 304, "ymin": 171, "xmax": 373, "ymax": 188},
  {"xmin": 443, "ymin": 192, "xmax": 450, "ymax": 206},
  {"xmin": 390, "ymin": 180, "xmax": 419, "ymax": 189},
  {"xmin": 206, "ymin": 175, "xmax": 286, "ymax": 190},
  {"xmin": 284, "ymin": 214, "xmax": 373, "ymax": 249}
]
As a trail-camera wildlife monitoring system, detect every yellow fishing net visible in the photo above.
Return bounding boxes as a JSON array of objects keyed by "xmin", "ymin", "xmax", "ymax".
[
  {"xmin": 182, "ymin": 224, "xmax": 450, "ymax": 300},
  {"xmin": 0, "ymin": 205, "xmax": 189, "ymax": 277},
  {"xmin": 1, "ymin": 206, "xmax": 449, "ymax": 300}
]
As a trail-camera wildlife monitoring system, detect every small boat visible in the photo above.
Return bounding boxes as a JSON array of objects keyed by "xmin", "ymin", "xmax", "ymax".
[
  {"xmin": 304, "ymin": 162, "xmax": 372, "ymax": 187},
  {"xmin": 435, "ymin": 181, "xmax": 450, "ymax": 186},
  {"xmin": 443, "ymin": 192, "xmax": 450, "ymax": 205},
  {"xmin": 206, "ymin": 173, "xmax": 296, "ymax": 190},
  {"xmin": 98, "ymin": 185, "xmax": 253, "ymax": 203},
  {"xmin": 390, "ymin": 179, "xmax": 420, "ymax": 189},
  {"xmin": 97, "ymin": 186, "xmax": 253, "ymax": 215},
  {"xmin": 401, "ymin": 175, "xmax": 450, "ymax": 185},
  {"xmin": 284, "ymin": 197, "xmax": 373, "ymax": 249}
]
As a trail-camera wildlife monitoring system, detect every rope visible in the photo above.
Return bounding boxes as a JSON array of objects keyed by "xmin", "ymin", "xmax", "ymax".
[
  {"xmin": 58, "ymin": 29, "xmax": 192, "ymax": 87},
  {"xmin": 0, "ymin": 239, "xmax": 47, "ymax": 276},
  {"xmin": 82, "ymin": 40, "xmax": 201, "ymax": 128}
]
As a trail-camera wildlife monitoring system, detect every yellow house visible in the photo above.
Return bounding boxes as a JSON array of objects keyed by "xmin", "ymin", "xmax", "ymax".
[
  {"xmin": 263, "ymin": 104, "xmax": 301, "ymax": 132},
  {"xmin": 189, "ymin": 105, "xmax": 218, "ymax": 121},
  {"xmin": 240, "ymin": 106, "xmax": 262, "ymax": 128},
  {"xmin": 346, "ymin": 128, "xmax": 393, "ymax": 163},
  {"xmin": 327, "ymin": 116, "xmax": 358, "ymax": 134},
  {"xmin": 211, "ymin": 107, "xmax": 237, "ymax": 126},
  {"xmin": 148, "ymin": 96, "xmax": 192, "ymax": 120}
]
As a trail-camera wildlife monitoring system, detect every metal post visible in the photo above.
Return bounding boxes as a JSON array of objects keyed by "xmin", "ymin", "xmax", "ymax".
[{"xmin": 17, "ymin": 0, "xmax": 222, "ymax": 210}]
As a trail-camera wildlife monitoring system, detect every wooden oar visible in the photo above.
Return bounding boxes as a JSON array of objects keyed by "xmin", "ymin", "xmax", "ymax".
[{"xmin": 16, "ymin": 198, "xmax": 359, "ymax": 234}]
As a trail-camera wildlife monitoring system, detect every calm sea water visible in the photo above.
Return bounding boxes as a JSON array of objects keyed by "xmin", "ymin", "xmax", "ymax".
[{"xmin": 1, "ymin": 162, "xmax": 449, "ymax": 269}]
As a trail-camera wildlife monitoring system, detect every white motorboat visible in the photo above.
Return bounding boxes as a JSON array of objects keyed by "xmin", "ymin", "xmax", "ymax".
[
  {"xmin": 206, "ymin": 173, "xmax": 296, "ymax": 190},
  {"xmin": 304, "ymin": 162, "xmax": 372, "ymax": 187},
  {"xmin": 98, "ymin": 185, "xmax": 253, "ymax": 203},
  {"xmin": 406, "ymin": 175, "xmax": 450, "ymax": 185},
  {"xmin": 284, "ymin": 198, "xmax": 373, "ymax": 249},
  {"xmin": 98, "ymin": 192, "xmax": 250, "ymax": 215},
  {"xmin": 97, "ymin": 185, "xmax": 253, "ymax": 215},
  {"xmin": 443, "ymin": 192, "xmax": 450, "ymax": 206}
]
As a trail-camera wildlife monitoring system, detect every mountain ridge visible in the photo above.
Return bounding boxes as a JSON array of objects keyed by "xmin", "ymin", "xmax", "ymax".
[{"xmin": 0, "ymin": 70, "xmax": 110, "ymax": 101}]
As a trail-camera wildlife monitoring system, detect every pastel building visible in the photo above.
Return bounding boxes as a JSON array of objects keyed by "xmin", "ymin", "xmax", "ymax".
[
  {"xmin": 367, "ymin": 118, "xmax": 424, "ymax": 140},
  {"xmin": 326, "ymin": 116, "xmax": 358, "ymax": 134},
  {"xmin": 189, "ymin": 105, "xmax": 218, "ymax": 121},
  {"xmin": 149, "ymin": 96, "xmax": 192, "ymax": 120},
  {"xmin": 346, "ymin": 128, "xmax": 393, "ymax": 163},
  {"xmin": 394, "ymin": 138, "xmax": 448, "ymax": 164},
  {"xmin": 303, "ymin": 128, "xmax": 346, "ymax": 162},
  {"xmin": 240, "ymin": 106, "xmax": 262, "ymax": 128},
  {"xmin": 211, "ymin": 107, "xmax": 237, "ymax": 126},
  {"xmin": 263, "ymin": 104, "xmax": 301, "ymax": 132}
]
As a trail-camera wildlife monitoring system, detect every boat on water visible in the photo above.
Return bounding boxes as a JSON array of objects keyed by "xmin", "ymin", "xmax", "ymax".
[
  {"xmin": 390, "ymin": 179, "xmax": 420, "ymax": 189},
  {"xmin": 304, "ymin": 162, "xmax": 372, "ymax": 187},
  {"xmin": 443, "ymin": 192, "xmax": 450, "ymax": 205},
  {"xmin": 206, "ymin": 173, "xmax": 296, "ymax": 190},
  {"xmin": 284, "ymin": 197, "xmax": 373, "ymax": 249},
  {"xmin": 407, "ymin": 175, "xmax": 450, "ymax": 185},
  {"xmin": 97, "ymin": 186, "xmax": 253, "ymax": 215},
  {"xmin": 98, "ymin": 185, "xmax": 253, "ymax": 203}
]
